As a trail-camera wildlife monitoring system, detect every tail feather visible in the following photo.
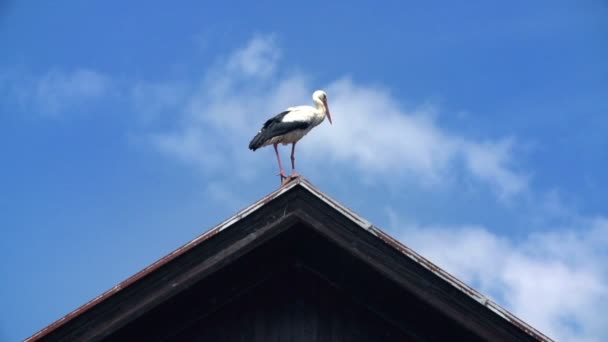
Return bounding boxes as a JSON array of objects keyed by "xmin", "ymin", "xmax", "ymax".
[{"xmin": 248, "ymin": 131, "xmax": 267, "ymax": 151}]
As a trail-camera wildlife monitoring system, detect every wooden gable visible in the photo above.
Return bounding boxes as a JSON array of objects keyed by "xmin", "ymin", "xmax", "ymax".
[{"xmin": 28, "ymin": 179, "xmax": 551, "ymax": 342}]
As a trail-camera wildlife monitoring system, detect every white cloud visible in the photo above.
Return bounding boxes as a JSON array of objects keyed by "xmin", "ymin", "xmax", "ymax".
[
  {"xmin": 460, "ymin": 139, "xmax": 528, "ymax": 198},
  {"xmin": 389, "ymin": 211, "xmax": 608, "ymax": 341},
  {"xmin": 225, "ymin": 34, "xmax": 280, "ymax": 79},
  {"xmin": 0, "ymin": 68, "xmax": 110, "ymax": 117},
  {"xmin": 132, "ymin": 80, "xmax": 189, "ymax": 123},
  {"xmin": 134, "ymin": 36, "xmax": 311, "ymax": 183},
  {"xmin": 151, "ymin": 127, "xmax": 224, "ymax": 170},
  {"xmin": 304, "ymin": 80, "xmax": 455, "ymax": 180},
  {"xmin": 205, "ymin": 181, "xmax": 248, "ymax": 210},
  {"xmin": 303, "ymin": 79, "xmax": 527, "ymax": 197},
  {"xmin": 140, "ymin": 34, "xmax": 527, "ymax": 198},
  {"xmin": 11, "ymin": 68, "xmax": 109, "ymax": 116}
]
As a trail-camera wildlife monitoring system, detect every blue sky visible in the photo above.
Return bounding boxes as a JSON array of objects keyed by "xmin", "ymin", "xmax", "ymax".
[{"xmin": 1, "ymin": 1, "xmax": 607, "ymax": 341}]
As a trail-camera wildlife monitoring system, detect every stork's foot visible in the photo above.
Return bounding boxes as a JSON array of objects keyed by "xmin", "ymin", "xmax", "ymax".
[
  {"xmin": 279, "ymin": 173, "xmax": 301, "ymax": 186},
  {"xmin": 278, "ymin": 170, "xmax": 288, "ymax": 183},
  {"xmin": 279, "ymin": 173, "xmax": 302, "ymax": 186}
]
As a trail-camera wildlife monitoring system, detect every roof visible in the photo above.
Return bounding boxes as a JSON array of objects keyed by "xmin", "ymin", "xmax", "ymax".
[{"xmin": 27, "ymin": 177, "xmax": 553, "ymax": 341}]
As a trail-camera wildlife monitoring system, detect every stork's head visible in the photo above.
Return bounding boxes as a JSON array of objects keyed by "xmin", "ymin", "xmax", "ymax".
[{"xmin": 312, "ymin": 90, "xmax": 332, "ymax": 125}]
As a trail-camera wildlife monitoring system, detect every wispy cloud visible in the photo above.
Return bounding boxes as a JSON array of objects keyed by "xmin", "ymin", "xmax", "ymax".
[
  {"xmin": 304, "ymin": 80, "xmax": 527, "ymax": 197},
  {"xmin": 387, "ymin": 210, "xmax": 608, "ymax": 341},
  {"xmin": 2, "ymin": 68, "xmax": 109, "ymax": 117},
  {"xmin": 137, "ymin": 34, "xmax": 528, "ymax": 198},
  {"xmin": 460, "ymin": 139, "xmax": 528, "ymax": 198},
  {"xmin": 224, "ymin": 33, "xmax": 280, "ymax": 79},
  {"xmin": 132, "ymin": 80, "xmax": 189, "ymax": 123}
]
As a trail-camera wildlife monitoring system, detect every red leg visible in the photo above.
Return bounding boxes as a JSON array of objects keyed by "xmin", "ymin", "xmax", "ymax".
[
  {"xmin": 290, "ymin": 142, "xmax": 300, "ymax": 178},
  {"xmin": 274, "ymin": 144, "xmax": 287, "ymax": 181}
]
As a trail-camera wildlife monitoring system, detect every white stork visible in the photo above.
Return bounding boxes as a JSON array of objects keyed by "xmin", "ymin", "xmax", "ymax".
[{"xmin": 249, "ymin": 90, "xmax": 332, "ymax": 184}]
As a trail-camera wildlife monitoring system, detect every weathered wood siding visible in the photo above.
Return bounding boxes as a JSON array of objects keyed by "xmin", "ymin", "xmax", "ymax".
[{"xmin": 108, "ymin": 225, "xmax": 483, "ymax": 341}]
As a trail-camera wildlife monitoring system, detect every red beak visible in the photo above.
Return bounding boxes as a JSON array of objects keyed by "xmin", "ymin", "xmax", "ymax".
[{"xmin": 324, "ymin": 100, "xmax": 332, "ymax": 125}]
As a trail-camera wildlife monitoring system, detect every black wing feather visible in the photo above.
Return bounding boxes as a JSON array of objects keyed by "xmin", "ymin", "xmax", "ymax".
[
  {"xmin": 262, "ymin": 110, "xmax": 290, "ymax": 129},
  {"xmin": 249, "ymin": 110, "xmax": 311, "ymax": 150}
]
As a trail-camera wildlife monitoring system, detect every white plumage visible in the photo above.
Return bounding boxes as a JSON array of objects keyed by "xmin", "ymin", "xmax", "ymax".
[{"xmin": 249, "ymin": 90, "xmax": 332, "ymax": 184}]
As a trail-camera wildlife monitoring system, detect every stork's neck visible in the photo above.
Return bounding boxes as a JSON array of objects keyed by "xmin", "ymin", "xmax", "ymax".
[{"xmin": 313, "ymin": 98, "xmax": 327, "ymax": 116}]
